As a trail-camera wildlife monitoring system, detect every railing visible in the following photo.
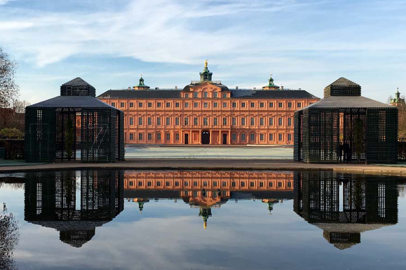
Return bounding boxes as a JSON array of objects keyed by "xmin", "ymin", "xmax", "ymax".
[{"xmin": 190, "ymin": 81, "xmax": 222, "ymax": 85}]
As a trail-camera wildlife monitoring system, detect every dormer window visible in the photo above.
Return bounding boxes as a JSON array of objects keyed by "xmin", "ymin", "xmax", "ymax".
[
  {"xmin": 203, "ymin": 92, "xmax": 208, "ymax": 98},
  {"xmin": 214, "ymin": 92, "xmax": 218, "ymax": 98}
]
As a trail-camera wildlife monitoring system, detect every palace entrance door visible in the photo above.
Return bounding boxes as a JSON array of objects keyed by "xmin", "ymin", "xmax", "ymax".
[
  {"xmin": 202, "ymin": 131, "xmax": 210, "ymax": 144},
  {"xmin": 222, "ymin": 134, "xmax": 227, "ymax": 145},
  {"xmin": 185, "ymin": 134, "xmax": 189, "ymax": 144}
]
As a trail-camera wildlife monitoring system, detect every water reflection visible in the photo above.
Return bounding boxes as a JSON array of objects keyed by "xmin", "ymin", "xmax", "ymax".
[
  {"xmin": 294, "ymin": 171, "xmax": 398, "ymax": 250},
  {"xmin": 124, "ymin": 171, "xmax": 294, "ymax": 228},
  {"xmin": 24, "ymin": 170, "xmax": 124, "ymax": 248}
]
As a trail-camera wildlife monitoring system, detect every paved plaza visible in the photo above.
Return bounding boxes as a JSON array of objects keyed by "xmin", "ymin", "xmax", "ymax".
[{"xmin": 124, "ymin": 146, "xmax": 293, "ymax": 159}]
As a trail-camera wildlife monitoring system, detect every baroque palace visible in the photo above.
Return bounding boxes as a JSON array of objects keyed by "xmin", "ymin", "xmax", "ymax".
[{"xmin": 98, "ymin": 61, "xmax": 319, "ymax": 145}]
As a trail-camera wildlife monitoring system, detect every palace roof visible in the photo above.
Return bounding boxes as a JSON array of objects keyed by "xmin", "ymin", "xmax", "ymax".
[{"xmin": 98, "ymin": 89, "xmax": 318, "ymax": 99}]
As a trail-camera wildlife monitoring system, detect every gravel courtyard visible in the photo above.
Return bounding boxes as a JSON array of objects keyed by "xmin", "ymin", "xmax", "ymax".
[{"xmin": 125, "ymin": 146, "xmax": 293, "ymax": 159}]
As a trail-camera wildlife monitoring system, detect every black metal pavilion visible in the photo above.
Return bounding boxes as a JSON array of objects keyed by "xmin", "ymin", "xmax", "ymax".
[
  {"xmin": 294, "ymin": 77, "xmax": 398, "ymax": 163},
  {"xmin": 25, "ymin": 78, "xmax": 124, "ymax": 163}
]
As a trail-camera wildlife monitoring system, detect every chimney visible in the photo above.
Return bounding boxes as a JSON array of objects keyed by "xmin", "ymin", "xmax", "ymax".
[
  {"xmin": 253, "ymin": 87, "xmax": 256, "ymax": 90},
  {"xmin": 175, "ymin": 86, "xmax": 178, "ymax": 90},
  {"xmin": 155, "ymin": 87, "xmax": 159, "ymax": 90},
  {"xmin": 128, "ymin": 87, "xmax": 131, "ymax": 90},
  {"xmin": 236, "ymin": 86, "xmax": 238, "ymax": 90},
  {"xmin": 281, "ymin": 85, "xmax": 284, "ymax": 90},
  {"xmin": 298, "ymin": 88, "xmax": 301, "ymax": 90}
]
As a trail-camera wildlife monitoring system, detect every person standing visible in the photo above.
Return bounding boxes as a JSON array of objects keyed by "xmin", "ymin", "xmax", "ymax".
[{"xmin": 338, "ymin": 142, "xmax": 343, "ymax": 162}]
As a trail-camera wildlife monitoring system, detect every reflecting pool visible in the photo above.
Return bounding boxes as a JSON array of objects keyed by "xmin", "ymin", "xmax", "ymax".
[{"xmin": 0, "ymin": 170, "xmax": 405, "ymax": 270}]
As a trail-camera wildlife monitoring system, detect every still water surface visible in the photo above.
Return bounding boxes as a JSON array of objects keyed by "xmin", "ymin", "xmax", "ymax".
[{"xmin": 0, "ymin": 170, "xmax": 405, "ymax": 270}]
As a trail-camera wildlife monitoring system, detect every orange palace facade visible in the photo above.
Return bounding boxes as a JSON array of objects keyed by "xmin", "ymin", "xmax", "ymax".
[{"xmin": 98, "ymin": 62, "xmax": 319, "ymax": 145}]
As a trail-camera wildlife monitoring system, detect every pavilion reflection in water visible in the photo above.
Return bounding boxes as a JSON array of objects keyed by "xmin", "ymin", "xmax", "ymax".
[
  {"xmin": 124, "ymin": 171, "xmax": 295, "ymax": 228},
  {"xmin": 24, "ymin": 170, "xmax": 124, "ymax": 248},
  {"xmin": 294, "ymin": 171, "xmax": 398, "ymax": 250}
]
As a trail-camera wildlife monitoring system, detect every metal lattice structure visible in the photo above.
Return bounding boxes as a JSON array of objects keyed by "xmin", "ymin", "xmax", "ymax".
[
  {"xmin": 293, "ymin": 171, "xmax": 398, "ymax": 249},
  {"xmin": 24, "ymin": 170, "xmax": 124, "ymax": 247},
  {"xmin": 294, "ymin": 78, "xmax": 398, "ymax": 163},
  {"xmin": 25, "ymin": 78, "xmax": 124, "ymax": 163}
]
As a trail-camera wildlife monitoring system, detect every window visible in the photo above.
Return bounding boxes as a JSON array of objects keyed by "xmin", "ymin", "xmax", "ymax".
[
  {"xmin": 166, "ymin": 117, "xmax": 170, "ymax": 125},
  {"xmin": 111, "ymin": 102, "xmax": 116, "ymax": 107},
  {"xmin": 175, "ymin": 181, "xmax": 179, "ymax": 187},
  {"xmin": 139, "ymin": 133, "xmax": 143, "ymax": 140},
  {"xmin": 269, "ymin": 182, "xmax": 273, "ymax": 187},
  {"xmin": 148, "ymin": 102, "xmax": 152, "ymax": 108},
  {"xmin": 278, "ymin": 182, "xmax": 282, "ymax": 187},
  {"xmin": 214, "ymin": 102, "xmax": 218, "ymax": 108},
  {"xmin": 260, "ymin": 102, "xmax": 264, "ymax": 108},
  {"xmin": 175, "ymin": 117, "xmax": 180, "ymax": 125},
  {"xmin": 269, "ymin": 117, "xmax": 273, "ymax": 126},
  {"xmin": 166, "ymin": 102, "xmax": 170, "ymax": 108},
  {"xmin": 288, "ymin": 118, "xmax": 292, "ymax": 126},
  {"xmin": 184, "ymin": 181, "xmax": 188, "ymax": 187},
  {"xmin": 223, "ymin": 93, "xmax": 227, "ymax": 98},
  {"xmin": 232, "ymin": 182, "xmax": 236, "ymax": 187},
  {"xmin": 157, "ymin": 182, "xmax": 161, "ymax": 187},
  {"xmin": 213, "ymin": 182, "xmax": 217, "ymax": 187},
  {"xmin": 157, "ymin": 133, "xmax": 161, "ymax": 141},
  {"xmin": 223, "ymin": 102, "xmax": 227, "ymax": 108},
  {"xmin": 204, "ymin": 92, "xmax": 208, "ymax": 98},
  {"xmin": 194, "ymin": 92, "xmax": 198, "ymax": 98},
  {"xmin": 148, "ymin": 181, "xmax": 151, "ymax": 187},
  {"xmin": 214, "ymin": 92, "xmax": 218, "ymax": 98},
  {"xmin": 120, "ymin": 102, "xmax": 124, "ymax": 107},
  {"xmin": 194, "ymin": 181, "xmax": 197, "ymax": 187},
  {"xmin": 204, "ymin": 102, "xmax": 208, "ymax": 108},
  {"xmin": 148, "ymin": 133, "xmax": 152, "ymax": 140},
  {"xmin": 185, "ymin": 103, "xmax": 189, "ymax": 108},
  {"xmin": 175, "ymin": 133, "xmax": 179, "ymax": 141},
  {"xmin": 241, "ymin": 102, "xmax": 246, "ymax": 108},
  {"xmin": 260, "ymin": 134, "xmax": 264, "ymax": 141},
  {"xmin": 166, "ymin": 181, "xmax": 170, "ymax": 187},
  {"xmin": 203, "ymin": 118, "xmax": 208, "ymax": 125},
  {"xmin": 251, "ymin": 102, "xmax": 255, "ymax": 108},
  {"xmin": 157, "ymin": 117, "xmax": 161, "ymax": 125},
  {"xmin": 279, "ymin": 134, "xmax": 283, "ymax": 141},
  {"xmin": 288, "ymin": 134, "xmax": 292, "ymax": 141},
  {"xmin": 139, "ymin": 102, "xmax": 143, "ymax": 107},
  {"xmin": 232, "ymin": 102, "xmax": 236, "ymax": 108},
  {"xmin": 185, "ymin": 93, "xmax": 189, "ymax": 98},
  {"xmin": 297, "ymin": 102, "xmax": 302, "ymax": 108},
  {"xmin": 241, "ymin": 182, "xmax": 245, "ymax": 187},
  {"xmin": 232, "ymin": 118, "xmax": 236, "ymax": 125},
  {"xmin": 214, "ymin": 118, "xmax": 218, "ymax": 126},
  {"xmin": 184, "ymin": 117, "xmax": 189, "ymax": 125},
  {"xmin": 269, "ymin": 102, "xmax": 274, "ymax": 108},
  {"xmin": 130, "ymin": 117, "xmax": 133, "ymax": 125},
  {"xmin": 241, "ymin": 133, "xmax": 246, "ymax": 141},
  {"xmin": 194, "ymin": 102, "xmax": 198, "ymax": 108},
  {"xmin": 203, "ymin": 181, "xmax": 208, "ymax": 187},
  {"xmin": 175, "ymin": 102, "xmax": 180, "ymax": 107},
  {"xmin": 138, "ymin": 117, "xmax": 143, "ymax": 125},
  {"xmin": 157, "ymin": 102, "xmax": 161, "ymax": 108},
  {"xmin": 260, "ymin": 118, "xmax": 264, "ymax": 126},
  {"xmin": 250, "ymin": 182, "xmax": 254, "ymax": 187},
  {"xmin": 278, "ymin": 102, "xmax": 283, "ymax": 108},
  {"xmin": 166, "ymin": 133, "xmax": 170, "ymax": 141},
  {"xmin": 269, "ymin": 133, "xmax": 274, "ymax": 141},
  {"xmin": 250, "ymin": 117, "xmax": 254, "ymax": 125},
  {"xmin": 278, "ymin": 118, "xmax": 283, "ymax": 126},
  {"xmin": 288, "ymin": 102, "xmax": 292, "ymax": 108},
  {"xmin": 260, "ymin": 182, "xmax": 264, "ymax": 187},
  {"xmin": 222, "ymin": 181, "xmax": 226, "ymax": 187},
  {"xmin": 232, "ymin": 133, "xmax": 237, "ymax": 141},
  {"xmin": 130, "ymin": 133, "xmax": 134, "ymax": 140},
  {"xmin": 194, "ymin": 117, "xmax": 198, "ymax": 125},
  {"xmin": 130, "ymin": 102, "xmax": 133, "ymax": 107},
  {"xmin": 148, "ymin": 117, "xmax": 152, "ymax": 125},
  {"xmin": 223, "ymin": 118, "xmax": 227, "ymax": 125},
  {"xmin": 138, "ymin": 181, "xmax": 142, "ymax": 186},
  {"xmin": 241, "ymin": 118, "xmax": 246, "ymax": 126},
  {"xmin": 250, "ymin": 133, "xmax": 255, "ymax": 141}
]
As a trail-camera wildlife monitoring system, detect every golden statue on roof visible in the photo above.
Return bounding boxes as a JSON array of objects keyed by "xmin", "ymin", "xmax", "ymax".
[{"xmin": 204, "ymin": 59, "xmax": 208, "ymax": 69}]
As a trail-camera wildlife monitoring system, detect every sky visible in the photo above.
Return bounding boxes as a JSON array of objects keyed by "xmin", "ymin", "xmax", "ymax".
[{"xmin": 0, "ymin": 0, "xmax": 405, "ymax": 104}]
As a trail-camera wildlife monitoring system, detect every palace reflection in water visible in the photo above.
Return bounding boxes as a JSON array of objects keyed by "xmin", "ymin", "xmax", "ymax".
[
  {"xmin": 21, "ymin": 170, "xmax": 400, "ymax": 250},
  {"xmin": 294, "ymin": 171, "xmax": 398, "ymax": 250}
]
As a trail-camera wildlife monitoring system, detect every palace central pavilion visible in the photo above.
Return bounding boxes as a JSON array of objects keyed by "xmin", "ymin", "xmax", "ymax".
[{"xmin": 98, "ymin": 62, "xmax": 319, "ymax": 145}]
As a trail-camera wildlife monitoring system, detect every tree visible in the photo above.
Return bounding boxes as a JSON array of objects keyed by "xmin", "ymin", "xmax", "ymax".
[
  {"xmin": 0, "ymin": 48, "xmax": 19, "ymax": 128},
  {"xmin": 0, "ymin": 204, "xmax": 19, "ymax": 270}
]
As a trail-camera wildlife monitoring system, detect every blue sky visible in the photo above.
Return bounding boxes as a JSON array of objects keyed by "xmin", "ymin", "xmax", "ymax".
[{"xmin": 0, "ymin": 0, "xmax": 405, "ymax": 104}]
